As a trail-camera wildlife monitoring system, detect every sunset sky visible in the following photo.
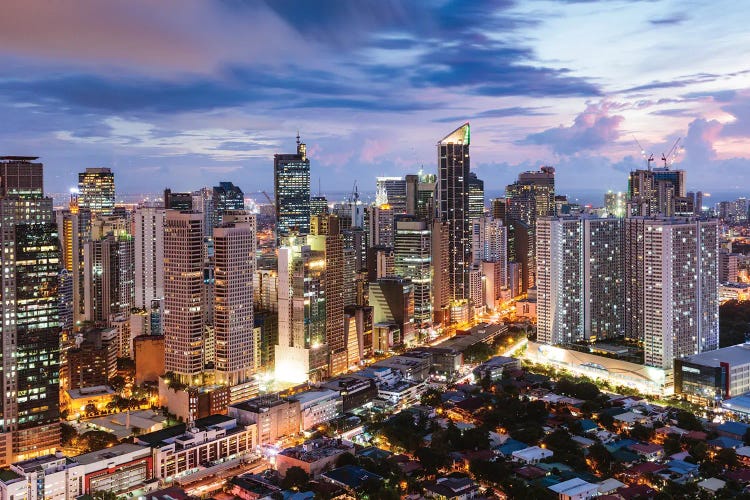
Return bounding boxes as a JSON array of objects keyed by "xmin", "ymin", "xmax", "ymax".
[{"xmin": 2, "ymin": 0, "xmax": 749, "ymax": 199}]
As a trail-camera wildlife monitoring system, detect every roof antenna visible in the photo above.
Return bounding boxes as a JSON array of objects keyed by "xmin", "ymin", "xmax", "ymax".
[
  {"xmin": 318, "ymin": 177, "xmax": 322, "ymax": 197},
  {"xmin": 296, "ymin": 130, "xmax": 300, "ymax": 148}
]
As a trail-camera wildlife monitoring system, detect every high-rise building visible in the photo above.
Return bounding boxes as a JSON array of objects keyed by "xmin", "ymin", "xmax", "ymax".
[
  {"xmin": 0, "ymin": 156, "xmax": 61, "ymax": 464},
  {"xmin": 473, "ymin": 217, "xmax": 507, "ymax": 307},
  {"xmin": 604, "ymin": 191, "xmax": 626, "ymax": 218},
  {"xmin": 309, "ymin": 216, "xmax": 345, "ymax": 376},
  {"xmin": 625, "ymin": 217, "xmax": 718, "ymax": 368},
  {"xmin": 310, "ymin": 196, "xmax": 329, "ymax": 217},
  {"xmin": 719, "ymin": 249, "xmax": 740, "ymax": 283},
  {"xmin": 78, "ymin": 167, "xmax": 115, "ymax": 216},
  {"xmin": 376, "ymin": 177, "xmax": 407, "ymax": 214},
  {"xmin": 468, "ymin": 172, "xmax": 485, "ymax": 219},
  {"xmin": 83, "ymin": 227, "xmax": 134, "ymax": 324},
  {"xmin": 431, "ymin": 219, "xmax": 450, "ymax": 325},
  {"xmin": 163, "ymin": 211, "xmax": 205, "ymax": 385},
  {"xmin": 437, "ymin": 123, "xmax": 471, "ymax": 305},
  {"xmin": 394, "ymin": 218, "xmax": 432, "ymax": 327},
  {"xmin": 213, "ymin": 212, "xmax": 256, "ymax": 394},
  {"xmin": 416, "ymin": 173, "xmax": 437, "ymax": 222},
  {"xmin": 164, "ymin": 189, "xmax": 193, "ymax": 210},
  {"xmin": 491, "ymin": 198, "xmax": 507, "ymax": 222},
  {"xmin": 627, "ymin": 167, "xmax": 686, "ymax": 217},
  {"xmin": 275, "ymin": 237, "xmax": 328, "ymax": 383},
  {"xmin": 537, "ymin": 216, "xmax": 625, "ymax": 346},
  {"xmin": 55, "ymin": 195, "xmax": 87, "ymax": 324},
  {"xmin": 191, "ymin": 187, "xmax": 215, "ymax": 237},
  {"xmin": 134, "ymin": 205, "xmax": 165, "ymax": 309},
  {"xmin": 505, "ymin": 166, "xmax": 555, "ymax": 291},
  {"xmin": 274, "ymin": 135, "xmax": 310, "ymax": 238},
  {"xmin": 370, "ymin": 277, "xmax": 415, "ymax": 347},
  {"xmin": 367, "ymin": 204, "xmax": 394, "ymax": 248},
  {"xmin": 212, "ymin": 182, "xmax": 245, "ymax": 228}
]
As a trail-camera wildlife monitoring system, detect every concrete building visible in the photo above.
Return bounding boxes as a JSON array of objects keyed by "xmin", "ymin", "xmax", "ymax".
[
  {"xmin": 134, "ymin": 335, "xmax": 165, "ymax": 385},
  {"xmin": 73, "ymin": 444, "xmax": 153, "ymax": 496},
  {"xmin": 369, "ymin": 277, "xmax": 415, "ymax": 347},
  {"xmin": 134, "ymin": 205, "xmax": 165, "ymax": 309},
  {"xmin": 276, "ymin": 438, "xmax": 355, "ymax": 478},
  {"xmin": 290, "ymin": 389, "xmax": 342, "ymax": 432},
  {"xmin": 322, "ymin": 377, "xmax": 378, "ymax": 412},
  {"xmin": 376, "ymin": 177, "xmax": 407, "ymax": 214},
  {"xmin": 720, "ymin": 249, "xmax": 740, "ymax": 283},
  {"xmin": 1, "ymin": 454, "xmax": 83, "ymax": 500},
  {"xmin": 675, "ymin": 343, "xmax": 750, "ymax": 402},
  {"xmin": 78, "ymin": 167, "xmax": 115, "ymax": 217},
  {"xmin": 163, "ymin": 211, "xmax": 205, "ymax": 385},
  {"xmin": 229, "ymin": 395, "xmax": 301, "ymax": 446},
  {"xmin": 625, "ymin": 217, "xmax": 719, "ymax": 369},
  {"xmin": 394, "ymin": 218, "xmax": 432, "ymax": 327}
]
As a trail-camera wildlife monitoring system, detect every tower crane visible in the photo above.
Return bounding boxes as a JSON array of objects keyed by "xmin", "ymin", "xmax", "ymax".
[
  {"xmin": 661, "ymin": 137, "xmax": 682, "ymax": 169},
  {"xmin": 632, "ymin": 135, "xmax": 655, "ymax": 170}
]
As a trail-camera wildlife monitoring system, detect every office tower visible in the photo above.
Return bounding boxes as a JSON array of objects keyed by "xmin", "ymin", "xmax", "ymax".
[
  {"xmin": 83, "ymin": 228, "xmax": 135, "ymax": 324},
  {"xmin": 627, "ymin": 167, "xmax": 686, "ymax": 216},
  {"xmin": 405, "ymin": 174, "xmax": 418, "ymax": 216},
  {"xmin": 604, "ymin": 191, "xmax": 626, "ymax": 218},
  {"xmin": 537, "ymin": 216, "xmax": 625, "ymax": 346},
  {"xmin": 695, "ymin": 192, "xmax": 704, "ymax": 215},
  {"xmin": 58, "ymin": 269, "xmax": 74, "ymax": 332},
  {"xmin": 254, "ymin": 269, "xmax": 278, "ymax": 373},
  {"xmin": 625, "ymin": 217, "xmax": 718, "ymax": 368},
  {"xmin": 366, "ymin": 246, "xmax": 394, "ymax": 282},
  {"xmin": 395, "ymin": 218, "xmax": 432, "ymax": 327},
  {"xmin": 78, "ymin": 167, "xmax": 115, "ymax": 216},
  {"xmin": 505, "ymin": 166, "xmax": 555, "ymax": 291},
  {"xmin": 376, "ymin": 177, "xmax": 407, "ymax": 214},
  {"xmin": 213, "ymin": 212, "xmax": 256, "ymax": 392},
  {"xmin": 416, "ymin": 173, "xmax": 437, "ymax": 222},
  {"xmin": 370, "ymin": 277, "xmax": 415, "ymax": 347},
  {"xmin": 191, "ymin": 187, "xmax": 215, "ymax": 238},
  {"xmin": 134, "ymin": 205, "xmax": 165, "ymax": 309},
  {"xmin": 310, "ymin": 196, "xmax": 329, "ymax": 217},
  {"xmin": 212, "ymin": 181, "xmax": 245, "ymax": 228},
  {"xmin": 309, "ymin": 215, "xmax": 345, "ymax": 376},
  {"xmin": 0, "ymin": 156, "xmax": 61, "ymax": 463},
  {"xmin": 719, "ymin": 249, "xmax": 740, "ymax": 283},
  {"xmin": 275, "ymin": 237, "xmax": 328, "ymax": 383},
  {"xmin": 343, "ymin": 247, "xmax": 357, "ymax": 307},
  {"xmin": 437, "ymin": 123, "xmax": 471, "ymax": 305},
  {"xmin": 468, "ymin": 172, "xmax": 485, "ymax": 219},
  {"xmin": 163, "ymin": 211, "xmax": 205, "ymax": 385},
  {"xmin": 56, "ymin": 195, "xmax": 87, "ymax": 324},
  {"xmin": 431, "ymin": 219, "xmax": 450, "ymax": 324},
  {"xmin": 367, "ymin": 204, "xmax": 394, "ymax": 248},
  {"xmin": 491, "ymin": 198, "xmax": 507, "ymax": 221},
  {"xmin": 164, "ymin": 189, "xmax": 193, "ymax": 210},
  {"xmin": 274, "ymin": 135, "xmax": 311, "ymax": 238},
  {"xmin": 478, "ymin": 217, "xmax": 508, "ymax": 307}
]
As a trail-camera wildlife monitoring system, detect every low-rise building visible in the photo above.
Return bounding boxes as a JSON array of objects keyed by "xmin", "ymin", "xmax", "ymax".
[
  {"xmin": 371, "ymin": 355, "xmax": 431, "ymax": 382},
  {"xmin": 321, "ymin": 376, "xmax": 378, "ymax": 412},
  {"xmin": 73, "ymin": 443, "xmax": 154, "ymax": 496},
  {"xmin": 62, "ymin": 385, "xmax": 116, "ymax": 419},
  {"xmin": 473, "ymin": 355, "xmax": 521, "ymax": 382},
  {"xmin": 137, "ymin": 415, "xmax": 256, "ymax": 482},
  {"xmin": 321, "ymin": 465, "xmax": 383, "ymax": 494},
  {"xmin": 276, "ymin": 438, "xmax": 355, "ymax": 478},
  {"xmin": 229, "ymin": 394, "xmax": 301, "ymax": 446},
  {"xmin": 548, "ymin": 478, "xmax": 599, "ymax": 500},
  {"xmin": 2, "ymin": 454, "xmax": 83, "ymax": 500},
  {"xmin": 511, "ymin": 446, "xmax": 553, "ymax": 464},
  {"xmin": 423, "ymin": 476, "xmax": 480, "ymax": 500},
  {"xmin": 355, "ymin": 367, "xmax": 427, "ymax": 409},
  {"xmin": 290, "ymin": 389, "xmax": 342, "ymax": 432},
  {"xmin": 675, "ymin": 343, "xmax": 750, "ymax": 403}
]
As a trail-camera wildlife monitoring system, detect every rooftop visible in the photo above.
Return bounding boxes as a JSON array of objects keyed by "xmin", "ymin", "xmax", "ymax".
[
  {"xmin": 682, "ymin": 343, "xmax": 750, "ymax": 367},
  {"xmin": 74, "ymin": 443, "xmax": 149, "ymax": 465},
  {"xmin": 322, "ymin": 465, "xmax": 383, "ymax": 490},
  {"xmin": 12, "ymin": 454, "xmax": 68, "ymax": 474},
  {"xmin": 279, "ymin": 438, "xmax": 353, "ymax": 463},
  {"xmin": 549, "ymin": 478, "xmax": 598, "ymax": 496},
  {"xmin": 289, "ymin": 389, "xmax": 339, "ymax": 406}
]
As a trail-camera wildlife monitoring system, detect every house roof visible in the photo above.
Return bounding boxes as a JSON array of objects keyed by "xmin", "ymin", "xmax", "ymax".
[
  {"xmin": 717, "ymin": 421, "xmax": 750, "ymax": 436},
  {"xmin": 708, "ymin": 436, "xmax": 743, "ymax": 449},
  {"xmin": 321, "ymin": 465, "xmax": 382, "ymax": 490}
]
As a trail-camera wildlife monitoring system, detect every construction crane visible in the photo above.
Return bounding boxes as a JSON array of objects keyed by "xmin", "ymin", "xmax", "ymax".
[
  {"xmin": 261, "ymin": 190, "xmax": 274, "ymax": 205},
  {"xmin": 632, "ymin": 135, "xmax": 655, "ymax": 170},
  {"xmin": 661, "ymin": 137, "xmax": 681, "ymax": 169}
]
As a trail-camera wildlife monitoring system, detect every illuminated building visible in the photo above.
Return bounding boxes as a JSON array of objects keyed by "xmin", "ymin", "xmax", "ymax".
[
  {"xmin": 134, "ymin": 205, "xmax": 165, "ymax": 309},
  {"xmin": 0, "ymin": 156, "xmax": 61, "ymax": 464},
  {"xmin": 468, "ymin": 172, "xmax": 484, "ymax": 219},
  {"xmin": 437, "ymin": 123, "xmax": 471, "ymax": 304},
  {"xmin": 536, "ymin": 216, "xmax": 624, "ymax": 346},
  {"xmin": 163, "ymin": 211, "xmax": 205, "ymax": 385},
  {"xmin": 83, "ymin": 229, "xmax": 135, "ymax": 323},
  {"xmin": 163, "ymin": 188, "xmax": 193, "ymax": 210},
  {"xmin": 431, "ymin": 219, "xmax": 450, "ymax": 324},
  {"xmin": 78, "ymin": 167, "xmax": 115, "ymax": 216},
  {"xmin": 212, "ymin": 181, "xmax": 245, "ymax": 228},
  {"xmin": 274, "ymin": 135, "xmax": 311, "ymax": 239},
  {"xmin": 505, "ymin": 166, "xmax": 555, "ymax": 291},
  {"xmin": 376, "ymin": 176, "xmax": 407, "ymax": 214},
  {"xmin": 275, "ymin": 236, "xmax": 328, "ymax": 383},
  {"xmin": 367, "ymin": 203, "xmax": 394, "ymax": 248},
  {"xmin": 625, "ymin": 217, "xmax": 718, "ymax": 369},
  {"xmin": 394, "ymin": 218, "xmax": 432, "ymax": 327},
  {"xmin": 415, "ymin": 173, "xmax": 436, "ymax": 222},
  {"xmin": 604, "ymin": 191, "xmax": 626, "ymax": 217},
  {"xmin": 627, "ymin": 167, "xmax": 686, "ymax": 217},
  {"xmin": 369, "ymin": 277, "xmax": 415, "ymax": 347},
  {"xmin": 310, "ymin": 195, "xmax": 329, "ymax": 217},
  {"xmin": 213, "ymin": 212, "xmax": 256, "ymax": 398}
]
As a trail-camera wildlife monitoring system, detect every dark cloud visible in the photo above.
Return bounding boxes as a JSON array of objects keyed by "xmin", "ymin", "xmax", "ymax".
[
  {"xmin": 649, "ymin": 13, "xmax": 688, "ymax": 26},
  {"xmin": 520, "ymin": 102, "xmax": 624, "ymax": 155},
  {"xmin": 434, "ymin": 106, "xmax": 550, "ymax": 123}
]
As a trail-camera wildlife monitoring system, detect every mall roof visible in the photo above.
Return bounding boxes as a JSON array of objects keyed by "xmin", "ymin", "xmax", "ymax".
[{"xmin": 682, "ymin": 343, "xmax": 750, "ymax": 368}]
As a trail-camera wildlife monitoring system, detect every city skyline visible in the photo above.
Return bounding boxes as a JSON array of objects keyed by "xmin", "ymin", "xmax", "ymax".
[{"xmin": 1, "ymin": 1, "xmax": 750, "ymax": 196}]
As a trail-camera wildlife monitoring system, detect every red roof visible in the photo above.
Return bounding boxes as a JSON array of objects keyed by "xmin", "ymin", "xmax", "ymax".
[
  {"xmin": 626, "ymin": 462, "xmax": 667, "ymax": 475},
  {"xmin": 726, "ymin": 468, "xmax": 750, "ymax": 484},
  {"xmin": 685, "ymin": 431, "xmax": 708, "ymax": 441},
  {"xmin": 618, "ymin": 485, "xmax": 657, "ymax": 499},
  {"xmin": 629, "ymin": 443, "xmax": 663, "ymax": 454}
]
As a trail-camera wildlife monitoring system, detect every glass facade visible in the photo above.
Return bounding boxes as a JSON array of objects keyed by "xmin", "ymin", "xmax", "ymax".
[{"xmin": 274, "ymin": 139, "xmax": 311, "ymax": 239}]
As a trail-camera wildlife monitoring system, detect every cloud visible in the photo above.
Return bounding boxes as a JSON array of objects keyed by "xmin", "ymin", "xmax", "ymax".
[
  {"xmin": 520, "ymin": 102, "xmax": 624, "ymax": 155},
  {"xmin": 681, "ymin": 118, "xmax": 723, "ymax": 167},
  {"xmin": 434, "ymin": 106, "xmax": 550, "ymax": 123},
  {"xmin": 649, "ymin": 13, "xmax": 688, "ymax": 26}
]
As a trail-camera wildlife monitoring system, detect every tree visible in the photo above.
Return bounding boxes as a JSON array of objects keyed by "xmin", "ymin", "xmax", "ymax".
[
  {"xmin": 629, "ymin": 423, "xmax": 653, "ymax": 442},
  {"xmin": 463, "ymin": 343, "xmax": 494, "ymax": 364},
  {"xmin": 587, "ymin": 443, "xmax": 613, "ymax": 475},
  {"xmin": 663, "ymin": 433, "xmax": 682, "ymax": 457},
  {"xmin": 675, "ymin": 410, "xmax": 704, "ymax": 432},
  {"xmin": 415, "ymin": 447, "xmax": 448, "ymax": 473},
  {"xmin": 716, "ymin": 448, "xmax": 738, "ymax": 469},
  {"xmin": 335, "ymin": 452, "xmax": 358, "ymax": 468},
  {"xmin": 61, "ymin": 422, "xmax": 77, "ymax": 446},
  {"xmin": 78, "ymin": 430, "xmax": 119, "ymax": 453},
  {"xmin": 280, "ymin": 466, "xmax": 309, "ymax": 490},
  {"xmin": 420, "ymin": 388, "xmax": 442, "ymax": 408},
  {"xmin": 109, "ymin": 375, "xmax": 127, "ymax": 393},
  {"xmin": 91, "ymin": 491, "xmax": 118, "ymax": 500}
]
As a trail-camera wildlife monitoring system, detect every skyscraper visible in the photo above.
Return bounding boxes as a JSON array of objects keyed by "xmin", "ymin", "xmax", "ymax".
[
  {"xmin": 213, "ymin": 212, "xmax": 256, "ymax": 395},
  {"xmin": 376, "ymin": 177, "xmax": 407, "ymax": 214},
  {"xmin": 274, "ymin": 135, "xmax": 311, "ymax": 239},
  {"xmin": 163, "ymin": 211, "xmax": 205, "ymax": 385},
  {"xmin": 310, "ymin": 196, "xmax": 329, "ymax": 217},
  {"xmin": 134, "ymin": 205, "xmax": 166, "ymax": 309},
  {"xmin": 468, "ymin": 172, "xmax": 485, "ymax": 219},
  {"xmin": 625, "ymin": 217, "xmax": 718, "ymax": 368},
  {"xmin": 437, "ymin": 123, "xmax": 471, "ymax": 305},
  {"xmin": 78, "ymin": 167, "xmax": 115, "ymax": 216},
  {"xmin": 367, "ymin": 204, "xmax": 394, "ymax": 248},
  {"xmin": 394, "ymin": 218, "xmax": 432, "ymax": 327},
  {"xmin": 0, "ymin": 156, "xmax": 61, "ymax": 463},
  {"xmin": 627, "ymin": 167, "xmax": 686, "ymax": 217},
  {"xmin": 212, "ymin": 181, "xmax": 245, "ymax": 228},
  {"xmin": 537, "ymin": 216, "xmax": 625, "ymax": 346}
]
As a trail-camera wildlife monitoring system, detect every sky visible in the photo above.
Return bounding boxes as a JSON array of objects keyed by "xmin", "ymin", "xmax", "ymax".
[{"xmin": 2, "ymin": 0, "xmax": 750, "ymax": 202}]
